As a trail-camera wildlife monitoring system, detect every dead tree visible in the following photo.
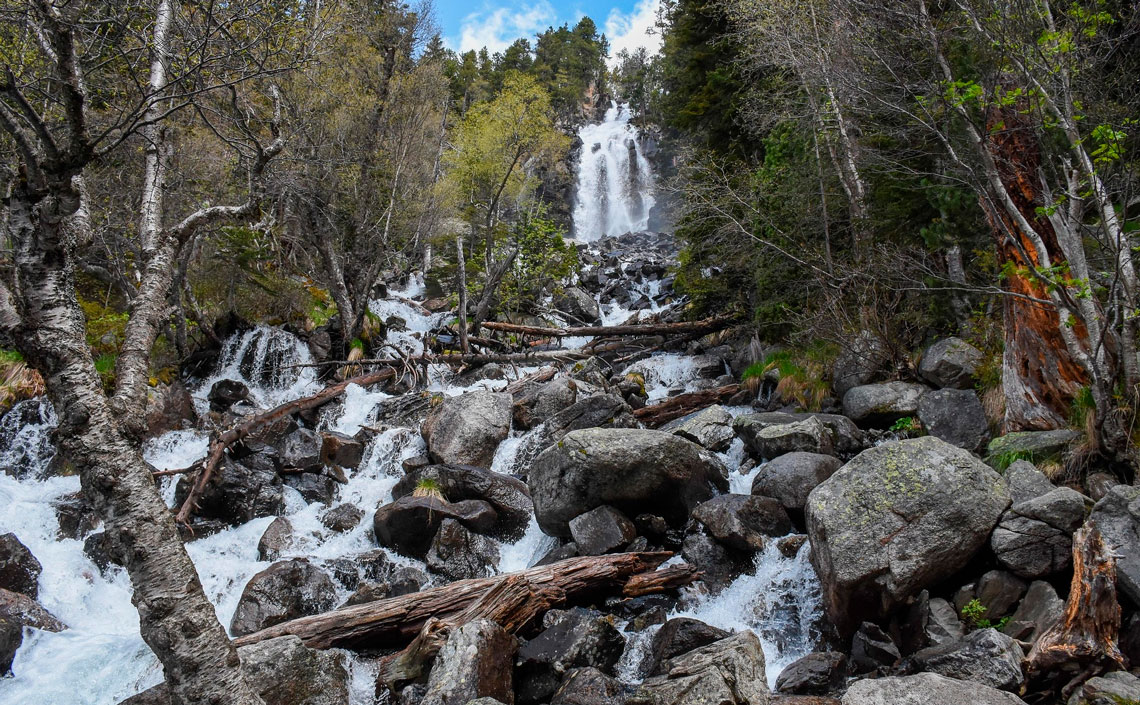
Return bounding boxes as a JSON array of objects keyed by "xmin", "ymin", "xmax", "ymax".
[{"xmin": 634, "ymin": 385, "xmax": 742, "ymax": 428}]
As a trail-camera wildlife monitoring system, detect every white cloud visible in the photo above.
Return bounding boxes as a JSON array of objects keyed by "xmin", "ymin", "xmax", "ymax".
[
  {"xmin": 457, "ymin": 1, "xmax": 556, "ymax": 54},
  {"xmin": 604, "ymin": 0, "xmax": 661, "ymax": 65}
]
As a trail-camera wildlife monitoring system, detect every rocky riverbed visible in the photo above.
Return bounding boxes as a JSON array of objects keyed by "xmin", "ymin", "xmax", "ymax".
[{"xmin": 1, "ymin": 232, "xmax": 1137, "ymax": 705}]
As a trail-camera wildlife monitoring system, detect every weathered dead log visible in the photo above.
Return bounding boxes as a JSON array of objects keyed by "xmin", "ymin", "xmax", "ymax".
[
  {"xmin": 634, "ymin": 385, "xmax": 742, "ymax": 428},
  {"xmin": 503, "ymin": 366, "xmax": 558, "ymax": 396},
  {"xmin": 291, "ymin": 350, "xmax": 590, "ymax": 370},
  {"xmin": 1026, "ymin": 525, "xmax": 1125, "ymax": 696},
  {"xmin": 379, "ymin": 573, "xmax": 562, "ymax": 690},
  {"xmin": 622, "ymin": 563, "xmax": 701, "ymax": 597},
  {"xmin": 481, "ymin": 315, "xmax": 735, "ymax": 339},
  {"xmin": 232, "ymin": 552, "xmax": 674, "ymax": 651},
  {"xmin": 174, "ymin": 366, "xmax": 397, "ymax": 525}
]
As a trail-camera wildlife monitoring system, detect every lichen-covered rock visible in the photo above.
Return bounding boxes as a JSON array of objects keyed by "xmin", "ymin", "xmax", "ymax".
[
  {"xmin": 739, "ymin": 417, "xmax": 835, "ymax": 458},
  {"xmin": 734, "ymin": 413, "xmax": 864, "ymax": 457},
  {"xmin": 630, "ymin": 631, "xmax": 768, "ymax": 705},
  {"xmin": 529, "ymin": 428, "xmax": 728, "ymax": 537},
  {"xmin": 985, "ymin": 430, "xmax": 1080, "ymax": 468},
  {"xmin": 1090, "ymin": 485, "xmax": 1140, "ymax": 605},
  {"xmin": 514, "ymin": 378, "xmax": 579, "ymax": 430},
  {"xmin": 918, "ymin": 338, "xmax": 983, "ymax": 389},
  {"xmin": 806, "ymin": 437, "xmax": 1010, "ymax": 634},
  {"xmin": 421, "ymin": 391, "xmax": 512, "ymax": 468},
  {"xmin": 841, "ymin": 382, "xmax": 928, "ymax": 428},
  {"xmin": 230, "ymin": 559, "xmax": 338, "ymax": 637},
  {"xmin": 421, "ymin": 619, "xmax": 516, "ymax": 705},
  {"xmin": 1066, "ymin": 670, "xmax": 1140, "ymax": 705},
  {"xmin": 662, "ymin": 405, "xmax": 736, "ymax": 452},
  {"xmin": 841, "ymin": 673, "xmax": 1028, "ymax": 705},
  {"xmin": 991, "ymin": 488, "xmax": 1088, "ymax": 579}
]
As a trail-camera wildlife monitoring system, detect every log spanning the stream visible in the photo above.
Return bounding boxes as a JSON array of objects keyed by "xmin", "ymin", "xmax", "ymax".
[
  {"xmin": 231, "ymin": 552, "xmax": 694, "ymax": 651},
  {"xmin": 480, "ymin": 314, "xmax": 736, "ymax": 339},
  {"xmin": 634, "ymin": 384, "xmax": 742, "ymax": 428}
]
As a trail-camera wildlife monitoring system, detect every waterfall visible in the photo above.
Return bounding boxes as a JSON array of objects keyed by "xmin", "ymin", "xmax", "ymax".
[{"xmin": 572, "ymin": 102, "xmax": 656, "ymax": 241}]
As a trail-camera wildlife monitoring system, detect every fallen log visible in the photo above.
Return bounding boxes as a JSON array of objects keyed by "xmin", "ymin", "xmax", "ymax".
[
  {"xmin": 481, "ymin": 314, "xmax": 736, "ymax": 339},
  {"xmin": 174, "ymin": 366, "xmax": 397, "ymax": 525},
  {"xmin": 232, "ymin": 552, "xmax": 681, "ymax": 651},
  {"xmin": 288, "ymin": 350, "xmax": 590, "ymax": 369},
  {"xmin": 633, "ymin": 384, "xmax": 742, "ymax": 428},
  {"xmin": 623, "ymin": 563, "xmax": 701, "ymax": 597},
  {"xmin": 1026, "ymin": 525, "xmax": 1126, "ymax": 696}
]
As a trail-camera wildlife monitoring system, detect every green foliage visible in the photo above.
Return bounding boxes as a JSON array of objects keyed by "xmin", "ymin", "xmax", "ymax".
[
  {"xmin": 94, "ymin": 353, "xmax": 117, "ymax": 390},
  {"xmin": 960, "ymin": 598, "xmax": 989, "ymax": 630},
  {"xmin": 496, "ymin": 205, "xmax": 578, "ymax": 315},
  {"xmin": 991, "ymin": 449, "xmax": 1035, "ymax": 472},
  {"xmin": 890, "ymin": 416, "xmax": 920, "ymax": 433},
  {"xmin": 0, "ymin": 350, "xmax": 23, "ymax": 364},
  {"xmin": 79, "ymin": 297, "xmax": 129, "ymax": 358},
  {"xmin": 412, "ymin": 477, "xmax": 445, "ymax": 501},
  {"xmin": 1070, "ymin": 385, "xmax": 1097, "ymax": 428},
  {"xmin": 742, "ymin": 347, "xmax": 833, "ymax": 411}
]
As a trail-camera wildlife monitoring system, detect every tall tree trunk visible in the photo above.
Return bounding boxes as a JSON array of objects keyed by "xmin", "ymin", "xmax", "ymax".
[
  {"xmin": 4, "ymin": 181, "xmax": 264, "ymax": 705},
  {"xmin": 456, "ymin": 236, "xmax": 469, "ymax": 353}
]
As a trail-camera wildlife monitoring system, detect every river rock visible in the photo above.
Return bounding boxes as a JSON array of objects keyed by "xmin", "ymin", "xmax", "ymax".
[
  {"xmin": 320, "ymin": 503, "xmax": 364, "ymax": 533},
  {"xmin": 1002, "ymin": 580, "xmax": 1063, "ymax": 643},
  {"xmin": 551, "ymin": 667, "xmax": 629, "ymax": 705},
  {"xmin": 681, "ymin": 532, "xmax": 749, "ymax": 592},
  {"xmin": 918, "ymin": 338, "xmax": 983, "ymax": 389},
  {"xmin": 144, "ymin": 381, "xmax": 198, "ymax": 436},
  {"xmin": 850, "ymin": 622, "xmax": 900, "ymax": 673},
  {"xmin": 257, "ymin": 516, "xmax": 293, "ymax": 561},
  {"xmin": 841, "ymin": 673, "xmax": 1028, "ymax": 705},
  {"xmin": 1067, "ymin": 670, "xmax": 1140, "ymax": 705},
  {"xmin": 518, "ymin": 394, "xmax": 639, "ymax": 462},
  {"xmin": 557, "ymin": 286, "xmax": 602, "ymax": 325},
  {"xmin": 421, "ymin": 391, "xmax": 512, "ymax": 467},
  {"xmin": 631, "ymin": 631, "xmax": 768, "ymax": 705},
  {"xmin": 806, "ymin": 437, "xmax": 1010, "ymax": 633},
  {"xmin": 278, "ymin": 427, "xmax": 323, "ymax": 472},
  {"xmin": 320, "ymin": 431, "xmax": 364, "ymax": 469},
  {"xmin": 646, "ymin": 618, "xmax": 730, "ymax": 676},
  {"xmin": 991, "ymin": 487, "xmax": 1088, "ymax": 579},
  {"xmin": 974, "ymin": 570, "xmax": 1027, "ymax": 619},
  {"xmin": 741, "ymin": 417, "xmax": 834, "ymax": 458},
  {"xmin": 906, "ymin": 628, "xmax": 1025, "ymax": 691},
  {"xmin": 174, "ymin": 457, "xmax": 284, "ymax": 526},
  {"xmin": 1005, "ymin": 460, "xmax": 1055, "ymax": 504},
  {"xmin": 394, "ymin": 464, "xmax": 533, "ymax": 539},
  {"xmin": 425, "ymin": 518, "xmax": 500, "ymax": 581},
  {"xmin": 986, "ymin": 430, "xmax": 1080, "ymax": 467},
  {"xmin": 910, "ymin": 593, "xmax": 964, "ymax": 648},
  {"xmin": 1089, "ymin": 485, "xmax": 1140, "ymax": 604},
  {"xmin": 421, "ymin": 619, "xmax": 516, "ymax": 705},
  {"xmin": 569, "ymin": 505, "xmax": 637, "ymax": 556},
  {"xmin": 516, "ymin": 608, "xmax": 625, "ymax": 705},
  {"xmin": 207, "ymin": 378, "xmax": 250, "ymax": 412},
  {"xmin": 230, "ymin": 559, "xmax": 338, "ymax": 637},
  {"xmin": 776, "ymin": 652, "xmax": 848, "ymax": 695},
  {"xmin": 917, "ymin": 389, "xmax": 990, "ymax": 453},
  {"xmin": 662, "ymin": 405, "xmax": 736, "ymax": 452},
  {"xmin": 752, "ymin": 452, "xmax": 843, "ymax": 513},
  {"xmin": 374, "ymin": 495, "xmax": 498, "ymax": 558},
  {"xmin": 0, "ymin": 534, "xmax": 41, "ymax": 599},
  {"xmin": 841, "ymin": 382, "xmax": 928, "ymax": 428},
  {"xmin": 528, "ymin": 428, "xmax": 728, "ymax": 536},
  {"xmin": 282, "ymin": 471, "xmax": 340, "ymax": 505},
  {"xmin": 514, "ymin": 378, "xmax": 579, "ymax": 429},
  {"xmin": 833, "ymin": 330, "xmax": 889, "ymax": 398},
  {"xmin": 691, "ymin": 494, "xmax": 791, "ymax": 552},
  {"xmin": 734, "ymin": 412, "xmax": 864, "ymax": 457}
]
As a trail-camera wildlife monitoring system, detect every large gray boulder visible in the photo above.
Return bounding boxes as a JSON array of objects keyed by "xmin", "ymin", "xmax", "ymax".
[
  {"xmin": 906, "ymin": 628, "xmax": 1025, "ymax": 692},
  {"xmin": 630, "ymin": 631, "xmax": 769, "ymax": 705},
  {"xmin": 421, "ymin": 391, "xmax": 512, "ymax": 467},
  {"xmin": 374, "ymin": 495, "xmax": 498, "ymax": 558},
  {"xmin": 842, "ymin": 673, "xmax": 1028, "ymax": 705},
  {"xmin": 918, "ymin": 337, "xmax": 983, "ymax": 389},
  {"xmin": 991, "ymin": 487, "xmax": 1088, "ymax": 579},
  {"xmin": 663, "ymin": 405, "xmax": 736, "ymax": 452},
  {"xmin": 1002, "ymin": 580, "xmax": 1063, "ymax": 643},
  {"xmin": 833, "ymin": 330, "xmax": 889, "ymax": 398},
  {"xmin": 986, "ymin": 430, "xmax": 1080, "ymax": 468},
  {"xmin": 806, "ymin": 437, "xmax": 1010, "ymax": 633},
  {"xmin": 691, "ymin": 494, "xmax": 791, "ymax": 552},
  {"xmin": 529, "ymin": 428, "xmax": 728, "ymax": 536},
  {"xmin": 557, "ymin": 286, "xmax": 602, "ymax": 325},
  {"xmin": 842, "ymin": 382, "xmax": 929, "ymax": 428},
  {"xmin": 739, "ymin": 417, "xmax": 834, "ymax": 458},
  {"xmin": 514, "ymin": 378, "xmax": 579, "ymax": 430},
  {"xmin": 394, "ymin": 464, "xmax": 533, "ymax": 539},
  {"xmin": 917, "ymin": 389, "xmax": 990, "ymax": 453},
  {"xmin": 230, "ymin": 559, "xmax": 338, "ymax": 637},
  {"xmin": 1005, "ymin": 460, "xmax": 1055, "ymax": 504},
  {"xmin": 1090, "ymin": 485, "xmax": 1140, "ymax": 604},
  {"xmin": 751, "ymin": 452, "xmax": 843, "ymax": 513},
  {"xmin": 734, "ymin": 412, "xmax": 864, "ymax": 457},
  {"xmin": 421, "ymin": 619, "xmax": 516, "ymax": 705},
  {"xmin": 1067, "ymin": 670, "xmax": 1140, "ymax": 705},
  {"xmin": 425, "ymin": 519, "xmax": 500, "ymax": 581}
]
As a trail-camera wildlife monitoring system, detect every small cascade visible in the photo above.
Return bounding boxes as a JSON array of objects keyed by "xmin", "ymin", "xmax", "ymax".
[
  {"xmin": 572, "ymin": 103, "xmax": 657, "ymax": 241},
  {"xmin": 198, "ymin": 326, "xmax": 318, "ymax": 413},
  {"xmin": 0, "ymin": 397, "xmax": 58, "ymax": 479}
]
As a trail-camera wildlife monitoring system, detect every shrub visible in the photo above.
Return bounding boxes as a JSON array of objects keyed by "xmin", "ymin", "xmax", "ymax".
[{"xmin": 741, "ymin": 347, "xmax": 833, "ymax": 411}]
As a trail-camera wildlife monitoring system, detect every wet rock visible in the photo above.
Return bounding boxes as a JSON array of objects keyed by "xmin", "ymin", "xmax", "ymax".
[
  {"xmin": 515, "ymin": 394, "xmax": 639, "ymax": 465},
  {"xmin": 174, "ymin": 457, "xmax": 284, "ymax": 525},
  {"xmin": 841, "ymin": 382, "xmax": 928, "ymax": 428},
  {"xmin": 776, "ymin": 652, "xmax": 847, "ymax": 695},
  {"xmin": 906, "ymin": 628, "xmax": 1025, "ymax": 692},
  {"xmin": 985, "ymin": 430, "xmax": 1081, "ymax": 468},
  {"xmin": 918, "ymin": 338, "xmax": 983, "ymax": 389},
  {"xmin": 841, "ymin": 673, "xmax": 1028, "ymax": 704},
  {"xmin": 390, "ymin": 565, "xmax": 428, "ymax": 596},
  {"xmin": 514, "ymin": 378, "xmax": 579, "ymax": 430},
  {"xmin": 631, "ymin": 631, "xmax": 768, "ymax": 705},
  {"xmin": 691, "ymin": 494, "xmax": 791, "ymax": 552},
  {"xmin": 529, "ymin": 428, "xmax": 728, "ymax": 537},
  {"xmin": 394, "ymin": 464, "xmax": 533, "ymax": 539},
  {"xmin": 739, "ymin": 417, "xmax": 834, "ymax": 458},
  {"xmin": 991, "ymin": 487, "xmax": 1088, "ymax": 579},
  {"xmin": 752, "ymin": 452, "xmax": 843, "ymax": 513},
  {"xmin": 320, "ymin": 431, "xmax": 364, "ymax": 469},
  {"xmin": 345, "ymin": 581, "xmax": 389, "ymax": 606},
  {"xmin": 207, "ymin": 378, "xmax": 250, "ymax": 412},
  {"xmin": 662, "ymin": 405, "xmax": 736, "ymax": 452},
  {"xmin": 536, "ymin": 542, "xmax": 580, "ymax": 567},
  {"xmin": 1, "ymin": 617, "xmax": 19, "ymax": 675},
  {"xmin": 734, "ymin": 413, "xmax": 864, "ymax": 457},
  {"xmin": 850, "ymin": 622, "xmax": 900, "ymax": 673},
  {"xmin": 570, "ymin": 505, "xmax": 637, "ymax": 556},
  {"xmin": 421, "ymin": 391, "xmax": 512, "ymax": 468},
  {"xmin": 425, "ymin": 519, "xmax": 499, "ymax": 581},
  {"xmin": 833, "ymin": 331, "xmax": 889, "ymax": 398},
  {"xmin": 282, "ymin": 471, "xmax": 339, "ymax": 505},
  {"xmin": 557, "ymin": 286, "xmax": 603, "ymax": 325},
  {"xmin": 257, "ymin": 516, "xmax": 293, "ymax": 561},
  {"xmin": 1005, "ymin": 461, "xmax": 1055, "ymax": 504},
  {"xmin": 646, "ymin": 618, "xmax": 730, "ymax": 675},
  {"xmin": 778, "ymin": 534, "xmax": 808, "ymax": 557},
  {"xmin": 551, "ymin": 667, "xmax": 629, "ymax": 705},
  {"xmin": 321, "ymin": 503, "xmax": 364, "ymax": 533},
  {"xmin": 1090, "ymin": 485, "xmax": 1140, "ymax": 605},
  {"xmin": 916, "ymin": 389, "xmax": 990, "ymax": 453},
  {"xmin": 0, "ymin": 587, "xmax": 66, "ymax": 633},
  {"xmin": 974, "ymin": 570, "xmax": 1027, "ymax": 619},
  {"xmin": 0, "ymin": 534, "xmax": 41, "ymax": 599},
  {"xmin": 421, "ymin": 619, "xmax": 516, "ymax": 705},
  {"xmin": 278, "ymin": 427, "xmax": 324, "ymax": 472},
  {"xmin": 1002, "ymin": 580, "xmax": 1063, "ymax": 643},
  {"xmin": 806, "ymin": 437, "xmax": 1010, "ymax": 634},
  {"xmin": 1067, "ymin": 670, "xmax": 1140, "ymax": 705},
  {"xmin": 374, "ymin": 495, "xmax": 498, "ymax": 559},
  {"xmin": 144, "ymin": 381, "xmax": 198, "ymax": 436},
  {"xmin": 52, "ymin": 490, "xmax": 99, "ymax": 540},
  {"xmin": 230, "ymin": 558, "xmax": 338, "ymax": 637},
  {"xmin": 516, "ymin": 608, "xmax": 626, "ymax": 705},
  {"xmin": 681, "ymin": 533, "xmax": 749, "ymax": 593}
]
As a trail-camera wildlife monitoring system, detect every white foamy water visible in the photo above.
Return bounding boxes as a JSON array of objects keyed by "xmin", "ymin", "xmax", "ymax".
[
  {"xmin": 193, "ymin": 326, "xmax": 319, "ymax": 415},
  {"xmin": 572, "ymin": 103, "xmax": 656, "ymax": 241}
]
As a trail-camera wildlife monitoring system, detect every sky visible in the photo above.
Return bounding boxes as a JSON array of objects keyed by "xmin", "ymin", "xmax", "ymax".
[{"xmin": 431, "ymin": 0, "xmax": 662, "ymax": 64}]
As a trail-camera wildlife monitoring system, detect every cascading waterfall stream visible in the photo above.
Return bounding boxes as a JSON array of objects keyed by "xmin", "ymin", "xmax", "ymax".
[{"xmin": 572, "ymin": 102, "xmax": 656, "ymax": 241}]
